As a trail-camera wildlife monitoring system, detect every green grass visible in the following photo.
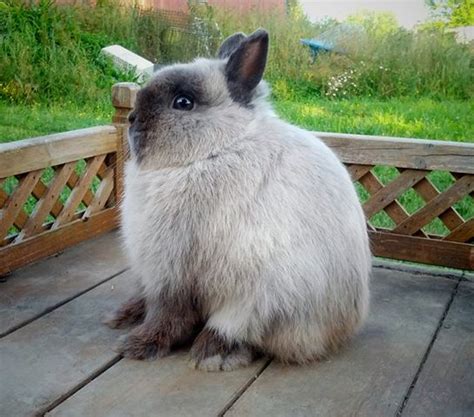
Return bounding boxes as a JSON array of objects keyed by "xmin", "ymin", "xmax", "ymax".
[
  {"xmin": 1, "ymin": 97, "xmax": 473, "ymax": 144},
  {"xmin": 275, "ymin": 97, "xmax": 474, "ymax": 142},
  {"xmin": 0, "ymin": 101, "xmax": 111, "ymax": 143}
]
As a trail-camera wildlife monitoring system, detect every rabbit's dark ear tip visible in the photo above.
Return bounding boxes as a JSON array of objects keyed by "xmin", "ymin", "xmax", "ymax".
[{"xmin": 249, "ymin": 29, "xmax": 269, "ymax": 41}]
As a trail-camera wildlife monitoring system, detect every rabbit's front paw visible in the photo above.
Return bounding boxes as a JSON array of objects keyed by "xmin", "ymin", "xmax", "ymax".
[
  {"xmin": 103, "ymin": 295, "xmax": 145, "ymax": 329},
  {"xmin": 189, "ymin": 328, "xmax": 254, "ymax": 371},
  {"xmin": 116, "ymin": 326, "xmax": 170, "ymax": 360}
]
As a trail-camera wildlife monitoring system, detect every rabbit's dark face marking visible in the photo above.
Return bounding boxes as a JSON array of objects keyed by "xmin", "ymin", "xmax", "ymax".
[{"xmin": 126, "ymin": 30, "xmax": 270, "ymax": 168}]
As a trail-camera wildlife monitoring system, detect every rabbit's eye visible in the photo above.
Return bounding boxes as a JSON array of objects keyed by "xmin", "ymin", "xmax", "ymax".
[{"xmin": 172, "ymin": 95, "xmax": 194, "ymax": 111}]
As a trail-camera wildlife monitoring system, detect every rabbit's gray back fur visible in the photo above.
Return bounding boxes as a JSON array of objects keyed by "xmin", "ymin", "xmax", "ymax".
[{"xmin": 120, "ymin": 31, "xmax": 370, "ymax": 364}]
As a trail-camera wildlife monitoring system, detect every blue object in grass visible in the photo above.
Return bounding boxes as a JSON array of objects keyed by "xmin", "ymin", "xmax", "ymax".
[{"xmin": 300, "ymin": 39, "xmax": 334, "ymax": 59}]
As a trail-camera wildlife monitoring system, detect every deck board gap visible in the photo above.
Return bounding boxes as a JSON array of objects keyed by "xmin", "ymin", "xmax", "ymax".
[
  {"xmin": 395, "ymin": 277, "xmax": 461, "ymax": 417},
  {"xmin": 41, "ymin": 356, "xmax": 122, "ymax": 417},
  {"xmin": 219, "ymin": 358, "xmax": 273, "ymax": 417},
  {"xmin": 0, "ymin": 267, "xmax": 129, "ymax": 339}
]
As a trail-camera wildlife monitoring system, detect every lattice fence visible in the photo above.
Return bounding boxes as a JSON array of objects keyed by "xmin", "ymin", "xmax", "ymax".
[
  {"xmin": 0, "ymin": 83, "xmax": 472, "ymax": 274},
  {"xmin": 0, "ymin": 127, "xmax": 124, "ymax": 275},
  {"xmin": 320, "ymin": 132, "xmax": 474, "ymax": 270},
  {"xmin": 1, "ymin": 154, "xmax": 116, "ymax": 245}
]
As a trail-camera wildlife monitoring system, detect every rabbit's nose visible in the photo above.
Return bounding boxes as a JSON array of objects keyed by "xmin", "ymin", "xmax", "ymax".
[{"xmin": 128, "ymin": 111, "xmax": 137, "ymax": 124}]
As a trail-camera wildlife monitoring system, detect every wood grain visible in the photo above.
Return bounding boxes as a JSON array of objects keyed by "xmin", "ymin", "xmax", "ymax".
[
  {"xmin": 444, "ymin": 218, "xmax": 474, "ymax": 243},
  {"xmin": 393, "ymin": 175, "xmax": 474, "ymax": 236},
  {"xmin": 369, "ymin": 231, "xmax": 473, "ymax": 270},
  {"xmin": 0, "ymin": 126, "xmax": 118, "ymax": 178},
  {"xmin": 225, "ymin": 268, "xmax": 456, "ymax": 417},
  {"xmin": 52, "ymin": 155, "xmax": 106, "ymax": 228},
  {"xmin": 346, "ymin": 164, "xmax": 373, "ymax": 181},
  {"xmin": 0, "ymin": 269, "xmax": 133, "ymax": 417},
  {"xmin": 413, "ymin": 177, "xmax": 465, "ymax": 232},
  {"xmin": 318, "ymin": 132, "xmax": 474, "ymax": 174},
  {"xmin": 363, "ymin": 169, "xmax": 427, "ymax": 219},
  {"xmin": 402, "ymin": 281, "xmax": 474, "ymax": 417},
  {"xmin": 16, "ymin": 162, "xmax": 76, "ymax": 241},
  {"xmin": 0, "ymin": 231, "xmax": 127, "ymax": 337},
  {"xmin": 0, "ymin": 170, "xmax": 42, "ymax": 241},
  {"xmin": 0, "ymin": 208, "xmax": 119, "ymax": 276}
]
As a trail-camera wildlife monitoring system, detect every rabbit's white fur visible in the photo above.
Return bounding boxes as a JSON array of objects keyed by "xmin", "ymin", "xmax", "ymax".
[{"xmin": 121, "ymin": 56, "xmax": 371, "ymax": 363}]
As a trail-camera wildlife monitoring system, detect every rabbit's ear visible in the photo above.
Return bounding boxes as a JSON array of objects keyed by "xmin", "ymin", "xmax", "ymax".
[
  {"xmin": 225, "ymin": 29, "xmax": 269, "ymax": 105},
  {"xmin": 217, "ymin": 32, "xmax": 246, "ymax": 59}
]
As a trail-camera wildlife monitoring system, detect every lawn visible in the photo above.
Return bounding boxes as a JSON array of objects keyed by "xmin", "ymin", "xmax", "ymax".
[
  {"xmin": 0, "ymin": 96, "xmax": 472, "ymax": 237},
  {"xmin": 1, "ymin": 97, "xmax": 473, "ymax": 143}
]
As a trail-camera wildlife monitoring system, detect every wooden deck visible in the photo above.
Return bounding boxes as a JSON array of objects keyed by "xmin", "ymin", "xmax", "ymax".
[{"xmin": 1, "ymin": 232, "xmax": 472, "ymax": 417}]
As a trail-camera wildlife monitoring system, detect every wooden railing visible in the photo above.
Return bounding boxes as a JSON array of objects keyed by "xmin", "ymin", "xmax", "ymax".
[
  {"xmin": 0, "ymin": 83, "xmax": 138, "ymax": 275},
  {"xmin": 319, "ymin": 132, "xmax": 474, "ymax": 270},
  {"xmin": 0, "ymin": 82, "xmax": 472, "ymax": 274}
]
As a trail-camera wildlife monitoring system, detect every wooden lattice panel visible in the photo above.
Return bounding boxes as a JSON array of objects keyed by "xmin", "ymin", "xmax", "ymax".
[
  {"xmin": 0, "ymin": 126, "xmax": 123, "ymax": 275},
  {"xmin": 0, "ymin": 155, "xmax": 116, "ymax": 246},
  {"xmin": 345, "ymin": 164, "xmax": 474, "ymax": 244},
  {"xmin": 319, "ymin": 132, "xmax": 474, "ymax": 270}
]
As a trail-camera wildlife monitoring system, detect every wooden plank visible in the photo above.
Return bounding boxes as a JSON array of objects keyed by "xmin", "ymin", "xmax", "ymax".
[
  {"xmin": 67, "ymin": 170, "xmax": 94, "ymax": 208},
  {"xmin": 0, "ymin": 207, "xmax": 119, "ymax": 275},
  {"xmin": 225, "ymin": 268, "xmax": 456, "ymax": 417},
  {"xmin": 30, "ymin": 174, "xmax": 65, "ymax": 221},
  {"xmin": 0, "ymin": 269, "xmax": 134, "ymax": 417},
  {"xmin": 0, "ymin": 188, "xmax": 29, "ymax": 241},
  {"xmin": 363, "ymin": 169, "xmax": 427, "ymax": 218},
  {"xmin": 346, "ymin": 164, "xmax": 373, "ymax": 181},
  {"xmin": 413, "ymin": 177, "xmax": 464, "ymax": 232},
  {"xmin": 15, "ymin": 162, "xmax": 76, "ymax": 241},
  {"xmin": 0, "ymin": 126, "xmax": 118, "ymax": 178},
  {"xmin": 0, "ymin": 169, "xmax": 42, "ymax": 241},
  {"xmin": 0, "ymin": 231, "xmax": 127, "ymax": 337},
  {"xmin": 393, "ymin": 175, "xmax": 474, "ymax": 236},
  {"xmin": 317, "ymin": 132, "xmax": 474, "ymax": 174},
  {"xmin": 52, "ymin": 155, "xmax": 106, "ymax": 228},
  {"xmin": 369, "ymin": 231, "xmax": 473, "ymax": 270},
  {"xmin": 359, "ymin": 171, "xmax": 428, "ymax": 237},
  {"xmin": 83, "ymin": 165, "xmax": 115, "ymax": 218},
  {"xmin": 444, "ymin": 218, "xmax": 474, "ymax": 243},
  {"xmin": 402, "ymin": 281, "xmax": 474, "ymax": 417},
  {"xmin": 47, "ymin": 356, "xmax": 267, "ymax": 417}
]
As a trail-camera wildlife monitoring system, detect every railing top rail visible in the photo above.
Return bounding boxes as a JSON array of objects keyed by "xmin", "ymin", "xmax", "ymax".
[
  {"xmin": 0, "ymin": 125, "xmax": 118, "ymax": 178},
  {"xmin": 316, "ymin": 131, "xmax": 474, "ymax": 174}
]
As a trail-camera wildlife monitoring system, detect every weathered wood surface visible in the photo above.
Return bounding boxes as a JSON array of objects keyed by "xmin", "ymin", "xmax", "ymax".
[
  {"xmin": 0, "ymin": 269, "xmax": 134, "ymax": 417},
  {"xmin": 0, "ymin": 208, "xmax": 119, "ymax": 276},
  {"xmin": 0, "ymin": 231, "xmax": 127, "ymax": 337},
  {"xmin": 0, "ymin": 126, "xmax": 118, "ymax": 178},
  {"xmin": 47, "ymin": 355, "xmax": 267, "ymax": 417},
  {"xmin": 403, "ymin": 280, "xmax": 474, "ymax": 417},
  {"xmin": 0, "ymin": 169, "xmax": 42, "ymax": 241},
  {"xmin": 1, "ymin": 229, "xmax": 472, "ymax": 417},
  {"xmin": 369, "ymin": 231, "xmax": 474, "ymax": 270},
  {"xmin": 317, "ymin": 132, "xmax": 474, "ymax": 174},
  {"xmin": 393, "ymin": 174, "xmax": 474, "ymax": 236},
  {"xmin": 225, "ymin": 269, "xmax": 456, "ymax": 417}
]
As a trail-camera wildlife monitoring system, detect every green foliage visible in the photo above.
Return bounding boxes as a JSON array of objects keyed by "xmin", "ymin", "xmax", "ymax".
[
  {"xmin": 0, "ymin": 1, "xmax": 472, "ymax": 106},
  {"xmin": 346, "ymin": 10, "xmax": 399, "ymax": 37},
  {"xmin": 211, "ymin": 7, "xmax": 473, "ymax": 100},
  {"xmin": 425, "ymin": 0, "xmax": 474, "ymax": 27}
]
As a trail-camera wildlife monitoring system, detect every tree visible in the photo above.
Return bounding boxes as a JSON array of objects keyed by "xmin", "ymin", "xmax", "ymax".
[{"xmin": 425, "ymin": 0, "xmax": 474, "ymax": 27}]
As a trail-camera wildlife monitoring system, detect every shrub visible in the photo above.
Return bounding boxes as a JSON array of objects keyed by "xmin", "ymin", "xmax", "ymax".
[{"xmin": 0, "ymin": 0, "xmax": 472, "ymax": 106}]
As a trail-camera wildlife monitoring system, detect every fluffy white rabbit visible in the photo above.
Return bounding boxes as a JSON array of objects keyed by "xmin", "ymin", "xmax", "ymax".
[{"xmin": 105, "ymin": 29, "xmax": 371, "ymax": 371}]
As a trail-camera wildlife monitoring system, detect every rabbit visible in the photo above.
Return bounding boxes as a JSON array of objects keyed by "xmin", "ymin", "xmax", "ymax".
[{"xmin": 104, "ymin": 29, "xmax": 371, "ymax": 372}]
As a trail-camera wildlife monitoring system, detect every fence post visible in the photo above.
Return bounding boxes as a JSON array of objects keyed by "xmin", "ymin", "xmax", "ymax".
[{"xmin": 111, "ymin": 82, "xmax": 139, "ymax": 204}]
